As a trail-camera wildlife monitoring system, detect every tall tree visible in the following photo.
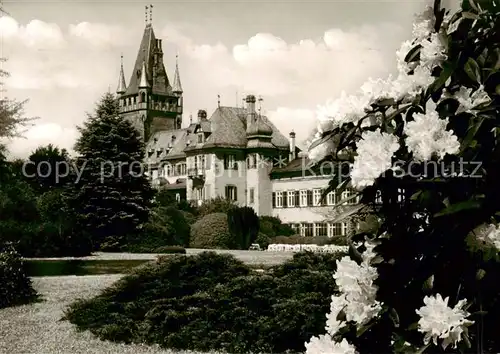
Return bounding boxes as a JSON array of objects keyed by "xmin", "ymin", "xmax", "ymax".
[
  {"xmin": 0, "ymin": 59, "xmax": 36, "ymax": 138},
  {"xmin": 25, "ymin": 144, "xmax": 71, "ymax": 193},
  {"xmin": 67, "ymin": 92, "xmax": 154, "ymax": 250}
]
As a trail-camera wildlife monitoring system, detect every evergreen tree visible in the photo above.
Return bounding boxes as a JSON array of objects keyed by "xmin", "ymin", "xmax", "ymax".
[
  {"xmin": 25, "ymin": 144, "xmax": 71, "ymax": 193},
  {"xmin": 67, "ymin": 92, "xmax": 154, "ymax": 251}
]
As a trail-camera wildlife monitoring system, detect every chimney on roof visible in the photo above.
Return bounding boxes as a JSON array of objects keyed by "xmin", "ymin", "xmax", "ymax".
[
  {"xmin": 289, "ymin": 131, "xmax": 296, "ymax": 160},
  {"xmin": 197, "ymin": 109, "xmax": 207, "ymax": 121},
  {"xmin": 245, "ymin": 94, "xmax": 256, "ymax": 130}
]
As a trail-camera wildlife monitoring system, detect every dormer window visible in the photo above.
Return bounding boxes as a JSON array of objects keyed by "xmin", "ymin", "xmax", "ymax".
[{"xmin": 197, "ymin": 133, "xmax": 204, "ymax": 144}]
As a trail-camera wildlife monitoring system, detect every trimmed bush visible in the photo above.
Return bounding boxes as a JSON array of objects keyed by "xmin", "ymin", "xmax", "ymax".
[
  {"xmin": 124, "ymin": 206, "xmax": 191, "ymax": 252},
  {"xmin": 259, "ymin": 216, "xmax": 294, "ymax": 237},
  {"xmin": 64, "ymin": 251, "xmax": 345, "ymax": 353},
  {"xmin": 189, "ymin": 212, "xmax": 233, "ymax": 249},
  {"xmin": 196, "ymin": 197, "xmax": 236, "ymax": 218},
  {"xmin": 227, "ymin": 206, "xmax": 259, "ymax": 249},
  {"xmin": 0, "ymin": 243, "xmax": 38, "ymax": 309},
  {"xmin": 255, "ymin": 232, "xmax": 271, "ymax": 249}
]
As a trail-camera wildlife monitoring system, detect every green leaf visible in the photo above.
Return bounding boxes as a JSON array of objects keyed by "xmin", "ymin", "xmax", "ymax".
[
  {"xmin": 461, "ymin": 11, "xmax": 480, "ymax": 19},
  {"xmin": 427, "ymin": 62, "xmax": 455, "ymax": 94},
  {"xmin": 460, "ymin": 116, "xmax": 485, "ymax": 153},
  {"xmin": 434, "ymin": 199, "xmax": 482, "ymax": 217},
  {"xmin": 464, "ymin": 57, "xmax": 482, "ymax": 83},
  {"xmin": 404, "ymin": 44, "xmax": 422, "ymax": 63},
  {"xmin": 476, "ymin": 268, "xmax": 486, "ymax": 280},
  {"xmin": 330, "ymin": 204, "xmax": 366, "ymax": 223},
  {"xmin": 407, "ymin": 322, "xmax": 419, "ymax": 331},
  {"xmin": 356, "ymin": 320, "xmax": 376, "ymax": 337},
  {"xmin": 308, "ymin": 131, "xmax": 335, "ymax": 150},
  {"xmin": 389, "ymin": 308, "xmax": 400, "ymax": 327}
]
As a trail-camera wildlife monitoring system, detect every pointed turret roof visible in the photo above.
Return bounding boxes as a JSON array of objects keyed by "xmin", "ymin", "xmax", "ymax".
[
  {"xmin": 116, "ymin": 55, "xmax": 127, "ymax": 95},
  {"xmin": 139, "ymin": 60, "xmax": 149, "ymax": 88},
  {"xmin": 172, "ymin": 53, "xmax": 182, "ymax": 93},
  {"xmin": 125, "ymin": 24, "xmax": 171, "ymax": 95}
]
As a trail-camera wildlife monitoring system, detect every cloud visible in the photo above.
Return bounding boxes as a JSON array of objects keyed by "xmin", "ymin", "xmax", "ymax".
[
  {"xmin": 68, "ymin": 22, "xmax": 136, "ymax": 47},
  {"xmin": 1, "ymin": 14, "xmax": 416, "ymax": 158},
  {"xmin": 5, "ymin": 123, "xmax": 78, "ymax": 159}
]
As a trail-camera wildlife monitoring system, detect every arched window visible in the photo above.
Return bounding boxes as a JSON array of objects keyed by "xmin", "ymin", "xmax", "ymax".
[{"xmin": 141, "ymin": 92, "xmax": 146, "ymax": 103}]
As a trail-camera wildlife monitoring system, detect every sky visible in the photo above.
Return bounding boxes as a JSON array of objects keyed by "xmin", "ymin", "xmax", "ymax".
[{"xmin": 0, "ymin": 0, "xmax": 451, "ymax": 158}]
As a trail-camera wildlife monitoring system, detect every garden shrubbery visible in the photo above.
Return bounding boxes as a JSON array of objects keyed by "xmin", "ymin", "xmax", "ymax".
[
  {"xmin": 0, "ymin": 243, "xmax": 38, "ymax": 309},
  {"xmin": 64, "ymin": 250, "xmax": 347, "ymax": 353},
  {"xmin": 189, "ymin": 212, "xmax": 234, "ymax": 249}
]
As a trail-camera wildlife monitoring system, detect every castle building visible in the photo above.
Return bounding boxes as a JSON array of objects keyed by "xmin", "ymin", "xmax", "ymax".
[{"xmin": 116, "ymin": 19, "xmax": 361, "ymax": 238}]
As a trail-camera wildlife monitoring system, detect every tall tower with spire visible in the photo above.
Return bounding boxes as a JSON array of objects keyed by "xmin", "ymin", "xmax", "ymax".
[{"xmin": 116, "ymin": 5, "xmax": 184, "ymax": 141}]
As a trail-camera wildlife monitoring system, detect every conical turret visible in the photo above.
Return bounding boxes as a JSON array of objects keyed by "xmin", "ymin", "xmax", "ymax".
[
  {"xmin": 116, "ymin": 54, "xmax": 127, "ymax": 95},
  {"xmin": 172, "ymin": 53, "xmax": 183, "ymax": 94}
]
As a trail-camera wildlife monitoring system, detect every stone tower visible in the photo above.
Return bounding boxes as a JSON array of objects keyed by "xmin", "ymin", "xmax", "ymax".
[{"xmin": 116, "ymin": 22, "xmax": 183, "ymax": 141}]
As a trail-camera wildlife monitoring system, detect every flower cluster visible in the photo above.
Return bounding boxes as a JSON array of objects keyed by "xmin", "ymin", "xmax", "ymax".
[
  {"xmin": 305, "ymin": 2, "xmax": 495, "ymax": 353},
  {"xmin": 305, "ymin": 240, "xmax": 381, "ymax": 353},
  {"xmin": 416, "ymin": 294, "xmax": 474, "ymax": 350}
]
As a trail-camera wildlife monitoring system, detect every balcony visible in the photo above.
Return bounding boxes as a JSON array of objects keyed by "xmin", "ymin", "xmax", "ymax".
[{"xmin": 187, "ymin": 168, "xmax": 205, "ymax": 179}]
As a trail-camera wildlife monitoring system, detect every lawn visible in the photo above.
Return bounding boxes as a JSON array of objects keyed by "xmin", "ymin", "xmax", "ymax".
[{"xmin": 0, "ymin": 274, "xmax": 227, "ymax": 354}]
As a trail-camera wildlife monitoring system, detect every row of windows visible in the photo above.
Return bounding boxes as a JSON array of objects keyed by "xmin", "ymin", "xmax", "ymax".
[
  {"xmin": 272, "ymin": 188, "xmax": 359, "ymax": 208},
  {"xmin": 289, "ymin": 222, "xmax": 347, "ymax": 237},
  {"xmin": 121, "ymin": 94, "xmax": 178, "ymax": 107}
]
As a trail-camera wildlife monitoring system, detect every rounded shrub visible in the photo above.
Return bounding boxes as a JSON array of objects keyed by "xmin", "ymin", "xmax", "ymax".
[
  {"xmin": 0, "ymin": 242, "xmax": 38, "ymax": 309},
  {"xmin": 64, "ymin": 250, "xmax": 345, "ymax": 353},
  {"xmin": 189, "ymin": 212, "xmax": 233, "ymax": 249}
]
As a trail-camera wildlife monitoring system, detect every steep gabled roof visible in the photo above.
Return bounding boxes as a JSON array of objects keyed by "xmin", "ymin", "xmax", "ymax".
[{"xmin": 124, "ymin": 25, "xmax": 171, "ymax": 96}]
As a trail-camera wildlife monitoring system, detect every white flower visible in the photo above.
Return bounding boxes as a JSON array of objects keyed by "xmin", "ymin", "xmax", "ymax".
[
  {"xmin": 305, "ymin": 336, "xmax": 358, "ymax": 354},
  {"xmin": 350, "ymin": 130, "xmax": 399, "ymax": 189},
  {"xmin": 420, "ymin": 33, "xmax": 447, "ymax": 69},
  {"xmin": 396, "ymin": 40, "xmax": 418, "ymax": 74},
  {"xmin": 325, "ymin": 294, "xmax": 348, "ymax": 336},
  {"xmin": 359, "ymin": 77, "xmax": 396, "ymax": 103},
  {"xmin": 452, "ymin": 85, "xmax": 491, "ymax": 114},
  {"xmin": 476, "ymin": 223, "xmax": 500, "ymax": 250},
  {"xmin": 333, "ymin": 256, "xmax": 382, "ymax": 325},
  {"xmin": 416, "ymin": 294, "xmax": 474, "ymax": 350},
  {"xmin": 404, "ymin": 109, "xmax": 460, "ymax": 162}
]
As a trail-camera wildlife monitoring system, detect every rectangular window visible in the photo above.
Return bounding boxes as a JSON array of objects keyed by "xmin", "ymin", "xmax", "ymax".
[
  {"xmin": 315, "ymin": 223, "xmax": 328, "ymax": 237},
  {"xmin": 166, "ymin": 164, "xmax": 172, "ymax": 176},
  {"xmin": 375, "ymin": 190, "xmax": 382, "ymax": 204},
  {"xmin": 327, "ymin": 191, "xmax": 335, "ymax": 206},
  {"xmin": 197, "ymin": 133, "xmax": 203, "ymax": 143},
  {"xmin": 272, "ymin": 192, "xmax": 276, "ymax": 208},
  {"xmin": 276, "ymin": 191, "xmax": 283, "ymax": 207},
  {"xmin": 313, "ymin": 189, "xmax": 322, "ymax": 206},
  {"xmin": 247, "ymin": 154, "xmax": 257, "ymax": 169},
  {"xmin": 299, "ymin": 190, "xmax": 307, "ymax": 207},
  {"xmin": 304, "ymin": 223, "xmax": 313, "ymax": 237},
  {"xmin": 294, "ymin": 191, "xmax": 300, "ymax": 206},
  {"xmin": 398, "ymin": 188, "xmax": 405, "ymax": 202},
  {"xmin": 225, "ymin": 185, "xmax": 237, "ymax": 201},
  {"xmin": 224, "ymin": 154, "xmax": 237, "ymax": 170},
  {"xmin": 249, "ymin": 188, "xmax": 255, "ymax": 204},
  {"xmin": 328, "ymin": 223, "xmax": 343, "ymax": 237},
  {"xmin": 299, "ymin": 223, "xmax": 305, "ymax": 236},
  {"xmin": 287, "ymin": 191, "xmax": 295, "ymax": 207},
  {"xmin": 307, "ymin": 190, "xmax": 313, "ymax": 206},
  {"xmin": 342, "ymin": 188, "xmax": 357, "ymax": 205}
]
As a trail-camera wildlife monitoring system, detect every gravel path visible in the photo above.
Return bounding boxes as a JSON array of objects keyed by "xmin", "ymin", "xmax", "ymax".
[
  {"xmin": 0, "ymin": 275, "xmax": 225, "ymax": 354},
  {"xmin": 26, "ymin": 249, "xmax": 295, "ymax": 265}
]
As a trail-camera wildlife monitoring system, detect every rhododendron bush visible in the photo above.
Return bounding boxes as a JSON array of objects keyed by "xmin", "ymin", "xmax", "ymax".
[{"xmin": 305, "ymin": 0, "xmax": 500, "ymax": 352}]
